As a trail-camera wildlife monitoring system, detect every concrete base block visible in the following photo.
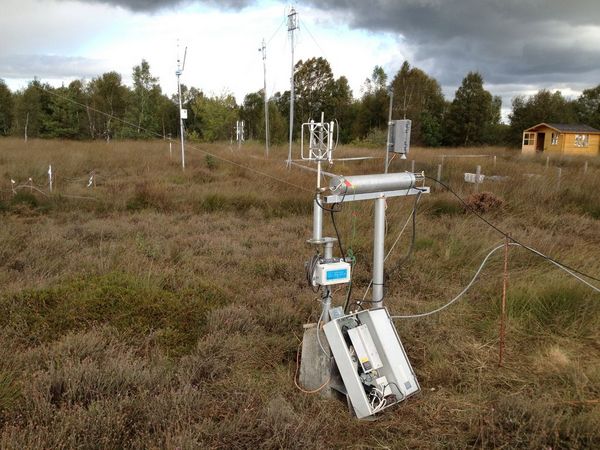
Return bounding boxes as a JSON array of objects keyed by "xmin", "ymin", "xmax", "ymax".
[{"xmin": 299, "ymin": 323, "xmax": 333, "ymax": 397}]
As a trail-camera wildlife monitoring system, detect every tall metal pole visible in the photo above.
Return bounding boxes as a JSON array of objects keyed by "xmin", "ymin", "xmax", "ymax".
[
  {"xmin": 384, "ymin": 88, "xmax": 394, "ymax": 173},
  {"xmin": 260, "ymin": 39, "xmax": 270, "ymax": 158},
  {"xmin": 313, "ymin": 159, "xmax": 323, "ymax": 242},
  {"xmin": 287, "ymin": 7, "xmax": 298, "ymax": 167},
  {"xmin": 176, "ymin": 44, "xmax": 187, "ymax": 170},
  {"xmin": 372, "ymin": 195, "xmax": 386, "ymax": 308},
  {"xmin": 177, "ymin": 73, "xmax": 185, "ymax": 170}
]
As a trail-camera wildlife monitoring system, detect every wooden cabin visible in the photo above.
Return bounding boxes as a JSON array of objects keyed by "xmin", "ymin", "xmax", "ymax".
[{"xmin": 522, "ymin": 123, "xmax": 600, "ymax": 155}]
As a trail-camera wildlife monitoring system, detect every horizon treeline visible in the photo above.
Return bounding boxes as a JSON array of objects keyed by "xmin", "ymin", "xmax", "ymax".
[{"xmin": 0, "ymin": 58, "xmax": 598, "ymax": 147}]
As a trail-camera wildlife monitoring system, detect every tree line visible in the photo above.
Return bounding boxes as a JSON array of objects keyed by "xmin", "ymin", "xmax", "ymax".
[{"xmin": 0, "ymin": 58, "xmax": 598, "ymax": 147}]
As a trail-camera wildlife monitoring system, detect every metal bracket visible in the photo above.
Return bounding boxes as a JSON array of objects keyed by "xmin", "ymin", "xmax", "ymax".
[{"xmin": 324, "ymin": 187, "xmax": 429, "ymax": 204}]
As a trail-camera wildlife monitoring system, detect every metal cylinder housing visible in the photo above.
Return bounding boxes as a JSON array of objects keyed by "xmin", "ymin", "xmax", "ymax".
[{"xmin": 329, "ymin": 172, "xmax": 422, "ymax": 196}]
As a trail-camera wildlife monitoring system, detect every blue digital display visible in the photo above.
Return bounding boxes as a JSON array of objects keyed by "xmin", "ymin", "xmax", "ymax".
[{"xmin": 326, "ymin": 269, "xmax": 348, "ymax": 281}]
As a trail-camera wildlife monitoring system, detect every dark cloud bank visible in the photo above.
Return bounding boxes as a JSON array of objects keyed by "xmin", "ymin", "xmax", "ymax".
[{"xmin": 60, "ymin": 0, "xmax": 600, "ymax": 100}]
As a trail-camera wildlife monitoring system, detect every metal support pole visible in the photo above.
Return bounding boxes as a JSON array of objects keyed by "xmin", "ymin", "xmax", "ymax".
[
  {"xmin": 384, "ymin": 90, "xmax": 394, "ymax": 173},
  {"xmin": 313, "ymin": 160, "xmax": 323, "ymax": 242},
  {"xmin": 545, "ymin": 156, "xmax": 550, "ymax": 169},
  {"xmin": 320, "ymin": 241, "xmax": 334, "ymax": 323},
  {"xmin": 177, "ymin": 74, "xmax": 185, "ymax": 170},
  {"xmin": 475, "ymin": 165, "xmax": 481, "ymax": 193},
  {"xmin": 372, "ymin": 195, "xmax": 386, "ymax": 308},
  {"xmin": 261, "ymin": 38, "xmax": 270, "ymax": 158},
  {"xmin": 437, "ymin": 164, "xmax": 442, "ymax": 183},
  {"xmin": 287, "ymin": 7, "xmax": 298, "ymax": 167},
  {"xmin": 313, "ymin": 196, "xmax": 323, "ymax": 242}
]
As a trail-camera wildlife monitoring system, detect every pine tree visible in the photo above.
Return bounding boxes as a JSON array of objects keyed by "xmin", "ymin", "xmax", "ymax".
[{"xmin": 444, "ymin": 72, "xmax": 496, "ymax": 146}]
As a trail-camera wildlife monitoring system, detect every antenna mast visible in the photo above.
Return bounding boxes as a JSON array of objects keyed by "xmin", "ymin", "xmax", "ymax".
[
  {"xmin": 286, "ymin": 6, "xmax": 298, "ymax": 167},
  {"xmin": 259, "ymin": 39, "xmax": 270, "ymax": 158},
  {"xmin": 176, "ymin": 43, "xmax": 187, "ymax": 170}
]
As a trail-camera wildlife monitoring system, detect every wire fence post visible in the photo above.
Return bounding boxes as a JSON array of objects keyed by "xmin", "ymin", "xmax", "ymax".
[
  {"xmin": 557, "ymin": 167, "xmax": 562, "ymax": 190},
  {"xmin": 48, "ymin": 165, "xmax": 53, "ymax": 193},
  {"xmin": 498, "ymin": 234, "xmax": 510, "ymax": 367},
  {"xmin": 584, "ymin": 161, "xmax": 588, "ymax": 174},
  {"xmin": 545, "ymin": 156, "xmax": 550, "ymax": 170},
  {"xmin": 436, "ymin": 164, "xmax": 442, "ymax": 184},
  {"xmin": 493, "ymin": 155, "xmax": 497, "ymax": 168},
  {"xmin": 475, "ymin": 165, "xmax": 481, "ymax": 193}
]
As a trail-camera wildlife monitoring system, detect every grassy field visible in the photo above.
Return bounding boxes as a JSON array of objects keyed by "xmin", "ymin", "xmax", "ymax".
[{"xmin": 0, "ymin": 137, "xmax": 599, "ymax": 449}]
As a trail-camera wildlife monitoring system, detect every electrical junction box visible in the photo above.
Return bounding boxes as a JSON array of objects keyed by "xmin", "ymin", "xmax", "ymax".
[
  {"xmin": 312, "ymin": 260, "xmax": 351, "ymax": 286},
  {"xmin": 180, "ymin": 108, "xmax": 188, "ymax": 120},
  {"xmin": 323, "ymin": 308, "xmax": 420, "ymax": 419},
  {"xmin": 390, "ymin": 119, "xmax": 411, "ymax": 154},
  {"xmin": 347, "ymin": 325, "xmax": 383, "ymax": 373}
]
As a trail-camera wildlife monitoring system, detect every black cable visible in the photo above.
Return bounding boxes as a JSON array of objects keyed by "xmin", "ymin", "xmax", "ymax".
[
  {"xmin": 426, "ymin": 175, "xmax": 600, "ymax": 283},
  {"xmin": 305, "ymin": 253, "xmax": 321, "ymax": 293},
  {"xmin": 314, "ymin": 191, "xmax": 344, "ymax": 213},
  {"xmin": 330, "ymin": 207, "xmax": 346, "ymax": 260},
  {"xmin": 342, "ymin": 278, "xmax": 353, "ymax": 313},
  {"xmin": 394, "ymin": 191, "xmax": 422, "ymax": 269}
]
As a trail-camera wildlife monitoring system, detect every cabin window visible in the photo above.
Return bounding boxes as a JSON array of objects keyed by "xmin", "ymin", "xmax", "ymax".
[
  {"xmin": 575, "ymin": 134, "xmax": 589, "ymax": 147},
  {"xmin": 523, "ymin": 132, "xmax": 535, "ymax": 146},
  {"xmin": 551, "ymin": 133, "xmax": 559, "ymax": 145}
]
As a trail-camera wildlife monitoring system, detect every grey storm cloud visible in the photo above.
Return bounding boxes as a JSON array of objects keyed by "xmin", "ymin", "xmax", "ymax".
[
  {"xmin": 62, "ymin": 0, "xmax": 253, "ymax": 11},
  {"xmin": 65, "ymin": 0, "xmax": 600, "ymax": 97},
  {"xmin": 299, "ymin": 0, "xmax": 600, "ymax": 89}
]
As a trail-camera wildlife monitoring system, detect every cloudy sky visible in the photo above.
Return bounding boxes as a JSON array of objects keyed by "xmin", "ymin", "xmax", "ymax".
[{"xmin": 1, "ymin": 0, "xmax": 599, "ymax": 120}]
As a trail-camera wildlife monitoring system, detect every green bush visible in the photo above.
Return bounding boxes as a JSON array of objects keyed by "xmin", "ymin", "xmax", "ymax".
[{"xmin": 10, "ymin": 191, "xmax": 39, "ymax": 208}]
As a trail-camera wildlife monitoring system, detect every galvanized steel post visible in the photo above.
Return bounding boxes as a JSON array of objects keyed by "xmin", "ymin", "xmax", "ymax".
[{"xmin": 372, "ymin": 195, "xmax": 386, "ymax": 308}]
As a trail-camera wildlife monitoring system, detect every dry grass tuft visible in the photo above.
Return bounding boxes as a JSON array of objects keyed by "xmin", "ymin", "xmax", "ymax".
[{"xmin": 464, "ymin": 191, "xmax": 504, "ymax": 213}]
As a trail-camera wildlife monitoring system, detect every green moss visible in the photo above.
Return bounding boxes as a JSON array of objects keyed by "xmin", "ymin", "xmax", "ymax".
[
  {"xmin": 476, "ymin": 281, "xmax": 600, "ymax": 339},
  {"xmin": 10, "ymin": 191, "xmax": 39, "ymax": 208},
  {"xmin": 425, "ymin": 197, "xmax": 464, "ymax": 217},
  {"xmin": 414, "ymin": 237, "xmax": 435, "ymax": 251},
  {"xmin": 195, "ymin": 193, "xmax": 310, "ymax": 217},
  {"xmin": 0, "ymin": 272, "xmax": 228, "ymax": 355}
]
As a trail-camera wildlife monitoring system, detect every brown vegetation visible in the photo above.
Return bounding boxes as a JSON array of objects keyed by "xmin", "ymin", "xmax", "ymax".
[{"xmin": 1, "ymin": 138, "xmax": 599, "ymax": 448}]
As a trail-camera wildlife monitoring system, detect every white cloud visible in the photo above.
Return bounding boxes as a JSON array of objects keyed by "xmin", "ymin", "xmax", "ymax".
[{"xmin": 0, "ymin": 0, "xmax": 412, "ymax": 103}]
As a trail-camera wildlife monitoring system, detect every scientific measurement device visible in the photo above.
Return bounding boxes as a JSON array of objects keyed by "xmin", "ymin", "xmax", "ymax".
[
  {"xmin": 324, "ymin": 307, "xmax": 420, "ymax": 419},
  {"xmin": 310, "ymin": 258, "xmax": 351, "ymax": 287},
  {"xmin": 293, "ymin": 111, "xmax": 428, "ymax": 420}
]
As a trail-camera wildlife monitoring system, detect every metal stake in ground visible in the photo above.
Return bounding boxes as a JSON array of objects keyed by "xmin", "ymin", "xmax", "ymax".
[{"xmin": 498, "ymin": 235, "xmax": 510, "ymax": 367}]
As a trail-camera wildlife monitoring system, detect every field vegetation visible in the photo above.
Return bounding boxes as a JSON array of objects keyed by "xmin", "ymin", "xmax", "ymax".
[{"xmin": 0, "ymin": 137, "xmax": 599, "ymax": 448}]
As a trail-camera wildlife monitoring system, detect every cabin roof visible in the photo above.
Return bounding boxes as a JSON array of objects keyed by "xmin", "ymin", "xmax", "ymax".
[{"xmin": 525, "ymin": 123, "xmax": 600, "ymax": 134}]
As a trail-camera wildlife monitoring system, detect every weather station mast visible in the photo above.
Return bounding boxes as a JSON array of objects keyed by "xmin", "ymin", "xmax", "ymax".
[
  {"xmin": 259, "ymin": 38, "xmax": 270, "ymax": 158},
  {"xmin": 176, "ymin": 43, "xmax": 187, "ymax": 170},
  {"xmin": 287, "ymin": 6, "xmax": 298, "ymax": 167}
]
